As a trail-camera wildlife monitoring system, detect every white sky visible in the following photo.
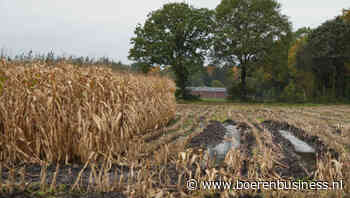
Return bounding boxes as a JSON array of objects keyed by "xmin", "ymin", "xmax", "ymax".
[{"xmin": 0, "ymin": 0, "xmax": 348, "ymax": 64}]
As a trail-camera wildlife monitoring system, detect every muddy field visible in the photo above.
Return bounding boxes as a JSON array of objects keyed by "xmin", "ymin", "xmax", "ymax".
[{"xmin": 1, "ymin": 104, "xmax": 350, "ymax": 198}]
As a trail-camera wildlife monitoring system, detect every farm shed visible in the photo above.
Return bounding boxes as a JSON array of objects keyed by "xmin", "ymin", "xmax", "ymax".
[{"xmin": 187, "ymin": 87, "xmax": 227, "ymax": 99}]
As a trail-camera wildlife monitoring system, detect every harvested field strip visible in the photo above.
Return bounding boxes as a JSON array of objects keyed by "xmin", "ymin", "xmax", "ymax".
[
  {"xmin": 292, "ymin": 110, "xmax": 348, "ymax": 122},
  {"xmin": 298, "ymin": 107, "xmax": 350, "ymax": 121},
  {"xmin": 138, "ymin": 106, "xmax": 214, "ymax": 160},
  {"xmin": 261, "ymin": 121, "xmax": 316, "ymax": 178},
  {"xmin": 164, "ymin": 125, "xmax": 204, "ymax": 154},
  {"xmin": 142, "ymin": 110, "xmax": 190, "ymax": 143},
  {"xmin": 308, "ymin": 106, "xmax": 350, "ymax": 113},
  {"xmin": 146, "ymin": 114, "xmax": 201, "ymax": 148},
  {"xmin": 285, "ymin": 109, "xmax": 349, "ymax": 129},
  {"xmin": 190, "ymin": 106, "xmax": 213, "ymax": 130},
  {"xmin": 142, "ymin": 120, "xmax": 196, "ymax": 154},
  {"xmin": 145, "ymin": 109, "xmax": 197, "ymax": 137},
  {"xmin": 265, "ymin": 107, "xmax": 349, "ymax": 129},
  {"xmin": 143, "ymin": 106, "xmax": 214, "ymax": 158},
  {"xmin": 276, "ymin": 109, "xmax": 348, "ymax": 135},
  {"xmin": 276, "ymin": 111, "xmax": 347, "ymax": 149},
  {"xmin": 238, "ymin": 115, "xmax": 278, "ymax": 176},
  {"xmin": 167, "ymin": 107, "xmax": 217, "ymax": 148}
]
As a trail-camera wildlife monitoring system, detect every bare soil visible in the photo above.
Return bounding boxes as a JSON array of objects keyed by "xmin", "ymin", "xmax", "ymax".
[{"xmin": 186, "ymin": 120, "xmax": 227, "ymax": 149}]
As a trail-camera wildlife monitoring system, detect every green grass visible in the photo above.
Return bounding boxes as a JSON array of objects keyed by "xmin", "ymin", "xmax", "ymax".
[
  {"xmin": 200, "ymin": 98, "xmax": 228, "ymax": 102},
  {"xmin": 178, "ymin": 97, "xmax": 349, "ymax": 107},
  {"xmin": 177, "ymin": 97, "xmax": 230, "ymax": 105}
]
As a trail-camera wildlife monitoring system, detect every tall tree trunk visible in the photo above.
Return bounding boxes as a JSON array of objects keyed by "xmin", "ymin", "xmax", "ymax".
[
  {"xmin": 240, "ymin": 64, "xmax": 247, "ymax": 100},
  {"xmin": 174, "ymin": 63, "xmax": 189, "ymax": 99},
  {"xmin": 335, "ymin": 59, "xmax": 346, "ymax": 98},
  {"xmin": 333, "ymin": 68, "xmax": 336, "ymax": 98}
]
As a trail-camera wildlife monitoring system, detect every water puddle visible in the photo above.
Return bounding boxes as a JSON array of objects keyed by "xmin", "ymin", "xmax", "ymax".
[
  {"xmin": 279, "ymin": 130, "xmax": 316, "ymax": 173},
  {"xmin": 279, "ymin": 130, "xmax": 315, "ymax": 153},
  {"xmin": 207, "ymin": 124, "xmax": 240, "ymax": 163}
]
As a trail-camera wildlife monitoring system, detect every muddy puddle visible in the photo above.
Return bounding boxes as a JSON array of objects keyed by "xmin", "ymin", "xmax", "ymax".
[
  {"xmin": 279, "ymin": 130, "xmax": 315, "ymax": 153},
  {"xmin": 187, "ymin": 119, "xmax": 339, "ymax": 179},
  {"xmin": 207, "ymin": 123, "xmax": 241, "ymax": 163},
  {"xmin": 262, "ymin": 120, "xmax": 339, "ymax": 178},
  {"xmin": 186, "ymin": 119, "xmax": 256, "ymax": 171},
  {"xmin": 279, "ymin": 129, "xmax": 317, "ymax": 175}
]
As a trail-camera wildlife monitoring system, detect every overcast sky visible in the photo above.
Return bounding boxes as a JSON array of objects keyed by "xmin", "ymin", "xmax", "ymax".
[{"xmin": 0, "ymin": 0, "xmax": 348, "ymax": 64}]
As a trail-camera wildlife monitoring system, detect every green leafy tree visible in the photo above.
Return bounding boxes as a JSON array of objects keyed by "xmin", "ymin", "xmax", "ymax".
[
  {"xmin": 211, "ymin": 66, "xmax": 226, "ymax": 85},
  {"xmin": 211, "ymin": 80, "xmax": 225, "ymax": 87},
  {"xmin": 212, "ymin": 0, "xmax": 291, "ymax": 99},
  {"xmin": 131, "ymin": 62, "xmax": 151, "ymax": 73},
  {"xmin": 201, "ymin": 67, "xmax": 213, "ymax": 86},
  {"xmin": 128, "ymin": 3, "xmax": 214, "ymax": 99},
  {"xmin": 287, "ymin": 29, "xmax": 316, "ymax": 100},
  {"xmin": 254, "ymin": 32, "xmax": 293, "ymax": 96},
  {"xmin": 293, "ymin": 27, "xmax": 312, "ymax": 42},
  {"xmin": 189, "ymin": 70, "xmax": 205, "ymax": 86},
  {"xmin": 280, "ymin": 81, "xmax": 304, "ymax": 102},
  {"xmin": 298, "ymin": 16, "xmax": 350, "ymax": 99}
]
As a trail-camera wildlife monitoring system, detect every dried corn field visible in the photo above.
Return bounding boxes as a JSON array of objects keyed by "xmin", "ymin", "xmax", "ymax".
[{"xmin": 0, "ymin": 63, "xmax": 350, "ymax": 198}]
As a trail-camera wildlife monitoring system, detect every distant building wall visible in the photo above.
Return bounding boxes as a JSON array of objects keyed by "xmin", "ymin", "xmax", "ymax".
[{"xmin": 187, "ymin": 87, "xmax": 227, "ymax": 99}]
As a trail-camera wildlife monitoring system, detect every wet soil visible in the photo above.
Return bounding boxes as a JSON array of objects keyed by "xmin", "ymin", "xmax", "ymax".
[
  {"xmin": 261, "ymin": 121, "xmax": 314, "ymax": 179},
  {"xmin": 262, "ymin": 120, "xmax": 339, "ymax": 160},
  {"xmin": 0, "ymin": 119, "xmax": 341, "ymax": 198},
  {"xmin": 0, "ymin": 163, "xmax": 130, "ymax": 198},
  {"xmin": 186, "ymin": 119, "xmax": 255, "ymax": 176},
  {"xmin": 235, "ymin": 122, "xmax": 256, "ymax": 158},
  {"xmin": 186, "ymin": 119, "xmax": 340, "ymax": 180},
  {"xmin": 0, "ymin": 191, "xmax": 126, "ymax": 198},
  {"xmin": 186, "ymin": 120, "xmax": 227, "ymax": 149},
  {"xmin": 0, "ymin": 162, "xmax": 189, "ymax": 198},
  {"xmin": 186, "ymin": 120, "xmax": 254, "ymax": 152},
  {"xmin": 261, "ymin": 120, "xmax": 340, "ymax": 179}
]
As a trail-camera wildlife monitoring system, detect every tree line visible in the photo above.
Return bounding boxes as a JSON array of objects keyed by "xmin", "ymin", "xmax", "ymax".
[
  {"xmin": 129, "ymin": 0, "xmax": 350, "ymax": 102},
  {"xmin": 0, "ymin": 50, "xmax": 131, "ymax": 72}
]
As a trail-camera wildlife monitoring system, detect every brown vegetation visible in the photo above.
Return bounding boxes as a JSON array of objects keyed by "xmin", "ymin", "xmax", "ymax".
[
  {"xmin": 0, "ymin": 62, "xmax": 349, "ymax": 198},
  {"xmin": 0, "ymin": 62, "xmax": 176, "ymax": 165}
]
